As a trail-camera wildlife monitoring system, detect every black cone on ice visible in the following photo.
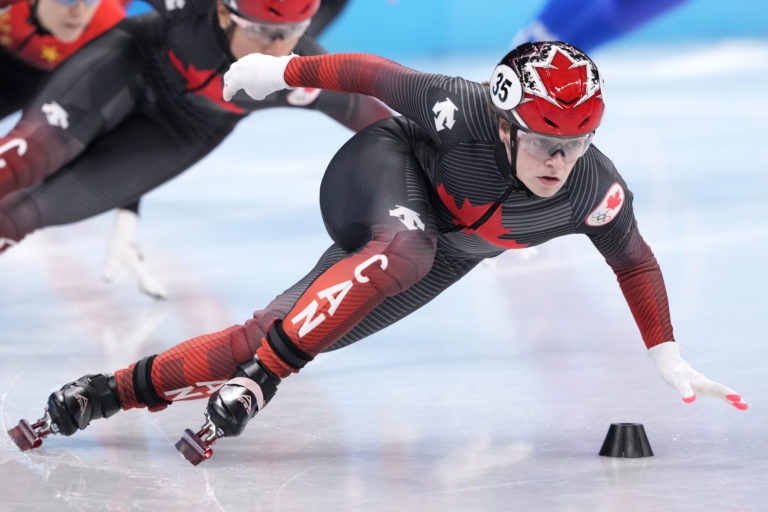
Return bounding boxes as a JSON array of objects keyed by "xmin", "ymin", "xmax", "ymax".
[{"xmin": 599, "ymin": 423, "xmax": 653, "ymax": 458}]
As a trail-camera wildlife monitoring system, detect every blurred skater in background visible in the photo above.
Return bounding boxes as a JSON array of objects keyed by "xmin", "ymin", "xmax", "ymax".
[
  {"xmin": 513, "ymin": 0, "xmax": 689, "ymax": 51},
  {"xmin": 0, "ymin": 0, "xmax": 168, "ymax": 295},
  {"xmin": 0, "ymin": 0, "xmax": 391, "ymax": 297}
]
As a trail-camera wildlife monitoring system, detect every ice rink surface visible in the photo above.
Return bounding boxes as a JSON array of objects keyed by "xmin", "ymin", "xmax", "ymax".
[{"xmin": 1, "ymin": 41, "xmax": 767, "ymax": 511}]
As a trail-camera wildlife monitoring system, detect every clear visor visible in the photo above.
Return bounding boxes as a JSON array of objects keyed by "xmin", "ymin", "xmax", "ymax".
[
  {"xmin": 229, "ymin": 13, "xmax": 311, "ymax": 42},
  {"xmin": 516, "ymin": 130, "xmax": 594, "ymax": 163}
]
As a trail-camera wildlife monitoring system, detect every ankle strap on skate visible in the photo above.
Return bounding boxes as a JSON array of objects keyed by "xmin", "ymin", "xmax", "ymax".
[
  {"xmin": 133, "ymin": 355, "xmax": 172, "ymax": 411},
  {"xmin": 236, "ymin": 358, "xmax": 280, "ymax": 404},
  {"xmin": 265, "ymin": 320, "xmax": 314, "ymax": 371}
]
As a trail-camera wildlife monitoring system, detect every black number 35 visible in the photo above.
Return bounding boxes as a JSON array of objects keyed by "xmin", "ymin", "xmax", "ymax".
[{"xmin": 493, "ymin": 73, "xmax": 512, "ymax": 102}]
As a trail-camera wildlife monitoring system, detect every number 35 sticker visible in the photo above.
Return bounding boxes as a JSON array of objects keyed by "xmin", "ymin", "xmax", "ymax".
[{"xmin": 489, "ymin": 64, "xmax": 522, "ymax": 111}]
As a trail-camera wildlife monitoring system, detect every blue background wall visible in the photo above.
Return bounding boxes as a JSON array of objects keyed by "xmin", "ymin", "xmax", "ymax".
[
  {"xmin": 125, "ymin": 1, "xmax": 768, "ymax": 57},
  {"xmin": 319, "ymin": 0, "xmax": 768, "ymax": 57}
]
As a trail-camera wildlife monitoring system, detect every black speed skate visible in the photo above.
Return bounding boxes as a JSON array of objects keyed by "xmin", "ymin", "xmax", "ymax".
[
  {"xmin": 176, "ymin": 358, "xmax": 280, "ymax": 465},
  {"xmin": 7, "ymin": 374, "xmax": 121, "ymax": 451}
]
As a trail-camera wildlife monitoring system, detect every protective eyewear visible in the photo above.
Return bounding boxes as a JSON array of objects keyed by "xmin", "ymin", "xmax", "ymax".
[
  {"xmin": 229, "ymin": 13, "xmax": 310, "ymax": 42},
  {"xmin": 516, "ymin": 130, "xmax": 594, "ymax": 163},
  {"xmin": 48, "ymin": 0, "xmax": 101, "ymax": 7}
]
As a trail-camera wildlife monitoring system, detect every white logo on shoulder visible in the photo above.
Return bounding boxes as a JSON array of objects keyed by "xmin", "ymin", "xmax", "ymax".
[
  {"xmin": 41, "ymin": 102, "xmax": 69, "ymax": 130},
  {"xmin": 586, "ymin": 182, "xmax": 625, "ymax": 227},
  {"xmin": 389, "ymin": 205, "xmax": 425, "ymax": 231},
  {"xmin": 433, "ymin": 97, "xmax": 458, "ymax": 132},
  {"xmin": 165, "ymin": 0, "xmax": 185, "ymax": 10},
  {"xmin": 286, "ymin": 87, "xmax": 322, "ymax": 106}
]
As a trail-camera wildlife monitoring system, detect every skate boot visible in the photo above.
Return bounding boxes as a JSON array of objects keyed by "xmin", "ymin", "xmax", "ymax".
[
  {"xmin": 176, "ymin": 358, "xmax": 280, "ymax": 465},
  {"xmin": 7, "ymin": 374, "xmax": 121, "ymax": 451}
]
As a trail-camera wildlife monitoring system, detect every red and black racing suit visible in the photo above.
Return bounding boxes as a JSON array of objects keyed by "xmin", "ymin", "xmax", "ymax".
[
  {"xmin": 104, "ymin": 54, "xmax": 674, "ymax": 411},
  {"xmin": 0, "ymin": 2, "xmax": 391, "ymax": 248}
]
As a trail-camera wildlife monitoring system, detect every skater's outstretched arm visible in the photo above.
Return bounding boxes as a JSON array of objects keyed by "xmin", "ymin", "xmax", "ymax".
[
  {"xmin": 580, "ymin": 155, "xmax": 747, "ymax": 410},
  {"xmin": 223, "ymin": 51, "xmax": 477, "ymax": 143},
  {"xmin": 278, "ymin": 38, "xmax": 394, "ymax": 132}
]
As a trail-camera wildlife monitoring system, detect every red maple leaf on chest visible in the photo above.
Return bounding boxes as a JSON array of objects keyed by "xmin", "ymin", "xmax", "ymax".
[
  {"xmin": 437, "ymin": 183, "xmax": 527, "ymax": 249},
  {"xmin": 168, "ymin": 51, "xmax": 245, "ymax": 114}
]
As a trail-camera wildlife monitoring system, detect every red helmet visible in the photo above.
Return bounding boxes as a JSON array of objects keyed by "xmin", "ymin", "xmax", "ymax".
[
  {"xmin": 489, "ymin": 41, "xmax": 604, "ymax": 136},
  {"xmin": 221, "ymin": 0, "xmax": 320, "ymax": 23}
]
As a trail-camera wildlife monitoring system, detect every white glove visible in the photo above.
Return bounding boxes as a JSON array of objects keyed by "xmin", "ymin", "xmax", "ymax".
[
  {"xmin": 648, "ymin": 341, "xmax": 747, "ymax": 410},
  {"xmin": 223, "ymin": 53, "xmax": 295, "ymax": 102},
  {"xmin": 102, "ymin": 209, "xmax": 167, "ymax": 299}
]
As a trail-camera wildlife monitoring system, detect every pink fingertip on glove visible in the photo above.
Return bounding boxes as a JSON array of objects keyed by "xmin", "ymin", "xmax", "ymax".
[
  {"xmin": 682, "ymin": 395, "xmax": 696, "ymax": 403},
  {"xmin": 726, "ymin": 394, "xmax": 748, "ymax": 410}
]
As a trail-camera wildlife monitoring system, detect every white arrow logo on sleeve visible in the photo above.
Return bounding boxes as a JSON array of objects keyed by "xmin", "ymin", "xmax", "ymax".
[
  {"xmin": 41, "ymin": 102, "xmax": 69, "ymax": 130},
  {"xmin": 433, "ymin": 98, "xmax": 458, "ymax": 132}
]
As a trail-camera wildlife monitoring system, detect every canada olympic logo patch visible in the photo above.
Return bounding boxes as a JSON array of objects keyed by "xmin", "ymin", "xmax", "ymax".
[{"xmin": 586, "ymin": 182, "xmax": 625, "ymax": 227}]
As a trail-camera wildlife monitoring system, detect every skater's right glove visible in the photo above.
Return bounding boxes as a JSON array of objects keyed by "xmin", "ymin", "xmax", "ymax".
[
  {"xmin": 223, "ymin": 53, "xmax": 295, "ymax": 102},
  {"xmin": 648, "ymin": 341, "xmax": 747, "ymax": 410}
]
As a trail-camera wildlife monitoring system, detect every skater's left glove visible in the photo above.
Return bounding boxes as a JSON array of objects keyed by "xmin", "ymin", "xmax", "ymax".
[
  {"xmin": 103, "ymin": 208, "xmax": 167, "ymax": 299},
  {"xmin": 223, "ymin": 53, "xmax": 295, "ymax": 102},
  {"xmin": 648, "ymin": 341, "xmax": 747, "ymax": 410}
]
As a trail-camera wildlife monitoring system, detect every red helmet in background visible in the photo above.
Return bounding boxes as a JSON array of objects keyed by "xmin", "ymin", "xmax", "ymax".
[
  {"xmin": 221, "ymin": 0, "xmax": 320, "ymax": 23},
  {"xmin": 489, "ymin": 41, "xmax": 605, "ymax": 136}
]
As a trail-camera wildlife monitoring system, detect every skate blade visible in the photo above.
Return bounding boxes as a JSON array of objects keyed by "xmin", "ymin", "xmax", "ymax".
[
  {"xmin": 7, "ymin": 419, "xmax": 43, "ymax": 451},
  {"xmin": 175, "ymin": 428, "xmax": 213, "ymax": 466}
]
